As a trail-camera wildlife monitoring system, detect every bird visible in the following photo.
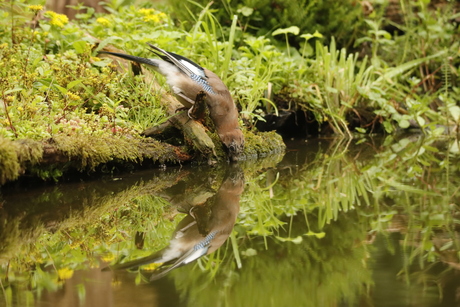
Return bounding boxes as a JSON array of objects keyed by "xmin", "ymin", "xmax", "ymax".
[
  {"xmin": 102, "ymin": 165, "xmax": 244, "ymax": 281},
  {"xmin": 99, "ymin": 43, "xmax": 245, "ymax": 162}
]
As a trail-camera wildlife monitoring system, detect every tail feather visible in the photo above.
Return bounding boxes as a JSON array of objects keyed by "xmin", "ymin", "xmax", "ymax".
[
  {"xmin": 99, "ymin": 51, "xmax": 159, "ymax": 68},
  {"xmin": 102, "ymin": 252, "xmax": 163, "ymax": 271}
]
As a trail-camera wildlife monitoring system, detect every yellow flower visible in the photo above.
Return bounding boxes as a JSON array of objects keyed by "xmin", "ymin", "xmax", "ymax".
[
  {"xmin": 138, "ymin": 8, "xmax": 155, "ymax": 15},
  {"xmin": 45, "ymin": 11, "xmax": 69, "ymax": 28},
  {"xmin": 144, "ymin": 14, "xmax": 160, "ymax": 23},
  {"xmin": 143, "ymin": 262, "xmax": 163, "ymax": 271},
  {"xmin": 67, "ymin": 92, "xmax": 81, "ymax": 101},
  {"xmin": 96, "ymin": 17, "xmax": 111, "ymax": 26},
  {"xmin": 57, "ymin": 267, "xmax": 74, "ymax": 280},
  {"xmin": 101, "ymin": 253, "xmax": 115, "ymax": 263},
  {"xmin": 28, "ymin": 5, "xmax": 43, "ymax": 12}
]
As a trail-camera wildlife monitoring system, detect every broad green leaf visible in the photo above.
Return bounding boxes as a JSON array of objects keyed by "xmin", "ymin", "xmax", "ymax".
[
  {"xmin": 300, "ymin": 30, "xmax": 323, "ymax": 41},
  {"xmin": 67, "ymin": 79, "xmax": 82, "ymax": 90},
  {"xmin": 449, "ymin": 105, "xmax": 460, "ymax": 121},
  {"xmin": 377, "ymin": 50, "xmax": 447, "ymax": 82},
  {"xmin": 5, "ymin": 87, "xmax": 23, "ymax": 94},
  {"xmin": 73, "ymin": 40, "xmax": 88, "ymax": 54},
  {"xmin": 238, "ymin": 6, "xmax": 254, "ymax": 17},
  {"xmin": 398, "ymin": 119, "xmax": 410, "ymax": 129},
  {"xmin": 54, "ymin": 84, "xmax": 67, "ymax": 95},
  {"xmin": 272, "ymin": 26, "xmax": 300, "ymax": 36},
  {"xmin": 306, "ymin": 231, "xmax": 326, "ymax": 239},
  {"xmin": 276, "ymin": 235, "xmax": 303, "ymax": 243}
]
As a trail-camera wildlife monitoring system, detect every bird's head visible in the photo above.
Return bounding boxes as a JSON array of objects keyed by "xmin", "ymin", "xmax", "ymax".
[{"xmin": 220, "ymin": 129, "xmax": 245, "ymax": 162}]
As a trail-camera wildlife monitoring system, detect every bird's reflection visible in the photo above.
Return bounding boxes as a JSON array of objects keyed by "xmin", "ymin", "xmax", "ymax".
[{"xmin": 104, "ymin": 165, "xmax": 244, "ymax": 281}]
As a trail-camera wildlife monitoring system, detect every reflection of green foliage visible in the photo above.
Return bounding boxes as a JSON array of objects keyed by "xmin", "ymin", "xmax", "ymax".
[
  {"xmin": 1, "ymin": 136, "xmax": 460, "ymax": 305},
  {"xmin": 0, "ymin": 168, "xmax": 186, "ymax": 301},
  {"xmin": 173, "ymin": 212, "xmax": 372, "ymax": 307},
  {"xmin": 368, "ymin": 136, "xmax": 460, "ymax": 271}
]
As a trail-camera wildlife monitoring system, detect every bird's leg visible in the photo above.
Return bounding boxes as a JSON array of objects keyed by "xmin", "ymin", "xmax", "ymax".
[
  {"xmin": 189, "ymin": 203, "xmax": 213, "ymax": 236},
  {"xmin": 172, "ymin": 87, "xmax": 195, "ymax": 105},
  {"xmin": 130, "ymin": 61, "xmax": 143, "ymax": 76},
  {"xmin": 188, "ymin": 91, "xmax": 207, "ymax": 121},
  {"xmin": 177, "ymin": 220, "xmax": 197, "ymax": 234},
  {"xmin": 174, "ymin": 106, "xmax": 189, "ymax": 114}
]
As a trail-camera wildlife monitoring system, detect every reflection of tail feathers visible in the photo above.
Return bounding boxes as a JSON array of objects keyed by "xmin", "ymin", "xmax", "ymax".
[
  {"xmin": 102, "ymin": 252, "xmax": 163, "ymax": 271},
  {"xmin": 104, "ymin": 230, "xmax": 218, "ymax": 280}
]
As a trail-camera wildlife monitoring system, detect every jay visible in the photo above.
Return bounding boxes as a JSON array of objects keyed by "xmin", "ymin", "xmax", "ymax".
[{"xmin": 99, "ymin": 44, "xmax": 245, "ymax": 161}]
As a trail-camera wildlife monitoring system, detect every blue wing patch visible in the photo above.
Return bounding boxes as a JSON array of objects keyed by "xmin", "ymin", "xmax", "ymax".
[
  {"xmin": 190, "ymin": 74, "xmax": 216, "ymax": 94},
  {"xmin": 194, "ymin": 230, "xmax": 218, "ymax": 251}
]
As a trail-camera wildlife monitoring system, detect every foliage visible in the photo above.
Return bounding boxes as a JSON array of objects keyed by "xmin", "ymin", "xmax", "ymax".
[
  {"xmin": 353, "ymin": 1, "xmax": 460, "ymax": 134},
  {"xmin": 167, "ymin": 0, "xmax": 365, "ymax": 48},
  {"xmin": 0, "ymin": 3, "xmax": 168, "ymax": 141},
  {"xmin": 1, "ymin": 0, "xmax": 459, "ymax": 147},
  {"xmin": 1, "ymin": 0, "xmax": 460, "ymax": 305}
]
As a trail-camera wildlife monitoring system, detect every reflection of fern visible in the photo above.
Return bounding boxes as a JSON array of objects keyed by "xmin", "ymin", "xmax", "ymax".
[{"xmin": 441, "ymin": 56, "xmax": 452, "ymax": 95}]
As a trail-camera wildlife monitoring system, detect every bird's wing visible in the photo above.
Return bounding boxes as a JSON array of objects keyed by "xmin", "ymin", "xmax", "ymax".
[
  {"xmin": 149, "ymin": 235, "xmax": 216, "ymax": 281},
  {"xmin": 147, "ymin": 43, "xmax": 207, "ymax": 79}
]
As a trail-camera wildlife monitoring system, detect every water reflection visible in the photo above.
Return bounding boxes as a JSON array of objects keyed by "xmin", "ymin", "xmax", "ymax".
[
  {"xmin": 1, "ymin": 136, "xmax": 460, "ymax": 307},
  {"xmin": 104, "ymin": 165, "xmax": 244, "ymax": 281}
]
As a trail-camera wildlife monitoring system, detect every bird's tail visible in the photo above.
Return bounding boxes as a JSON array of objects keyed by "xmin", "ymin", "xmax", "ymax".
[
  {"xmin": 102, "ymin": 252, "xmax": 163, "ymax": 271},
  {"xmin": 98, "ymin": 51, "xmax": 159, "ymax": 67}
]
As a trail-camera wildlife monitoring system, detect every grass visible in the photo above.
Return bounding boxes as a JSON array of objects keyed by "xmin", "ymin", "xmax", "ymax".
[{"xmin": 1, "ymin": 0, "xmax": 459, "ymax": 143}]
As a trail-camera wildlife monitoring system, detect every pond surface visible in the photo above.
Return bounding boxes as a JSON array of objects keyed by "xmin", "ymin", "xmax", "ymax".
[{"xmin": 1, "ymin": 135, "xmax": 460, "ymax": 307}]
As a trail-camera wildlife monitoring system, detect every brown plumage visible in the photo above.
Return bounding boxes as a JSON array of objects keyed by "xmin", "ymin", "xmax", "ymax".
[{"xmin": 99, "ymin": 44, "xmax": 244, "ymax": 161}]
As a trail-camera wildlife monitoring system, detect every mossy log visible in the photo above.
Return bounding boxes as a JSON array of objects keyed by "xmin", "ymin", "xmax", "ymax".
[{"xmin": 0, "ymin": 135, "xmax": 190, "ymax": 185}]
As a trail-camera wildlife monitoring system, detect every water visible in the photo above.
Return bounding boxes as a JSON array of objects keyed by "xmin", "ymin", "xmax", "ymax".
[{"xmin": 1, "ymin": 135, "xmax": 459, "ymax": 307}]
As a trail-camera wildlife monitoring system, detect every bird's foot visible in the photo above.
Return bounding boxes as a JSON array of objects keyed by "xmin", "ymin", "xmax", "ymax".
[
  {"xmin": 174, "ymin": 106, "xmax": 189, "ymax": 114},
  {"xmin": 188, "ymin": 91, "xmax": 207, "ymax": 120}
]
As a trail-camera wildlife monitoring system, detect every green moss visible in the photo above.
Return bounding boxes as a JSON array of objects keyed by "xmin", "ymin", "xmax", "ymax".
[
  {"xmin": 0, "ymin": 138, "xmax": 45, "ymax": 183},
  {"xmin": 15, "ymin": 139, "xmax": 43, "ymax": 165},
  {"xmin": 0, "ymin": 137, "xmax": 21, "ymax": 184},
  {"xmin": 0, "ymin": 131, "xmax": 188, "ymax": 184},
  {"xmin": 52, "ymin": 133, "xmax": 182, "ymax": 171},
  {"xmin": 243, "ymin": 130, "xmax": 286, "ymax": 159}
]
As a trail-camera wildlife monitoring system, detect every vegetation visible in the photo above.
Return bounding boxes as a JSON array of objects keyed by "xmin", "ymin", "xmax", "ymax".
[
  {"xmin": 0, "ymin": 0, "xmax": 459, "ymax": 183},
  {"xmin": 0, "ymin": 0, "xmax": 459, "ymax": 305}
]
